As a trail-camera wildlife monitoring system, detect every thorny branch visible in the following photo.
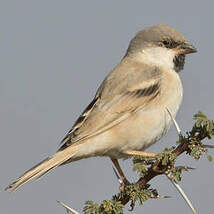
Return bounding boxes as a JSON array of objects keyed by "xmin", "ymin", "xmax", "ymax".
[
  {"xmin": 119, "ymin": 112, "xmax": 213, "ymax": 210},
  {"xmin": 79, "ymin": 112, "xmax": 213, "ymax": 213}
]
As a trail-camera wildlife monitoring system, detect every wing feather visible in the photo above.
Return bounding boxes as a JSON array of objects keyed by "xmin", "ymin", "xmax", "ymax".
[{"xmin": 59, "ymin": 60, "xmax": 162, "ymax": 151}]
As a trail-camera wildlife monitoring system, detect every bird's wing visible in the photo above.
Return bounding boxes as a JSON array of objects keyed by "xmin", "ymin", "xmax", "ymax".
[{"xmin": 59, "ymin": 60, "xmax": 162, "ymax": 150}]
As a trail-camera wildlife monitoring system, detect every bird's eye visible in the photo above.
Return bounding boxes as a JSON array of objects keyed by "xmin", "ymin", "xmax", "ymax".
[
  {"xmin": 162, "ymin": 40, "xmax": 179, "ymax": 49},
  {"xmin": 162, "ymin": 40, "xmax": 170, "ymax": 47}
]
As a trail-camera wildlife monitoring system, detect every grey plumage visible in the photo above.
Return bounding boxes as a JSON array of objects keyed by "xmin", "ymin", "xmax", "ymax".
[{"xmin": 125, "ymin": 24, "xmax": 185, "ymax": 57}]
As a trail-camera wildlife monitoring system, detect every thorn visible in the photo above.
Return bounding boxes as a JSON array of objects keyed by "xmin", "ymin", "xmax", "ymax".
[
  {"xmin": 112, "ymin": 166, "xmax": 123, "ymax": 185},
  {"xmin": 57, "ymin": 201, "xmax": 80, "ymax": 214},
  {"xmin": 165, "ymin": 173, "xmax": 198, "ymax": 214},
  {"xmin": 175, "ymin": 166, "xmax": 196, "ymax": 172},
  {"xmin": 202, "ymin": 145, "xmax": 214, "ymax": 148},
  {"xmin": 151, "ymin": 195, "xmax": 171, "ymax": 199},
  {"xmin": 166, "ymin": 107, "xmax": 182, "ymax": 136}
]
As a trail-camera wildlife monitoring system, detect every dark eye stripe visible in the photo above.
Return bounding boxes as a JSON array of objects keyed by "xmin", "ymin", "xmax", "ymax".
[{"xmin": 162, "ymin": 40, "xmax": 179, "ymax": 49}]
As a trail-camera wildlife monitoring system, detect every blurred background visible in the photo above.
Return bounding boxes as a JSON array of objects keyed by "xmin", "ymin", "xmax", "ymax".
[{"xmin": 1, "ymin": 1, "xmax": 213, "ymax": 213}]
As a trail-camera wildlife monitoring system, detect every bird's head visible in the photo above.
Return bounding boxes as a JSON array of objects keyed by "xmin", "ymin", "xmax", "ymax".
[{"xmin": 125, "ymin": 24, "xmax": 197, "ymax": 72}]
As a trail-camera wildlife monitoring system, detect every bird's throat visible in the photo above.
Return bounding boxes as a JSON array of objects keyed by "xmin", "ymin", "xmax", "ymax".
[{"xmin": 173, "ymin": 54, "xmax": 185, "ymax": 72}]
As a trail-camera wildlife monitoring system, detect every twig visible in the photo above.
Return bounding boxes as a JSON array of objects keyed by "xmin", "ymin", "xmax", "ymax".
[
  {"xmin": 83, "ymin": 111, "xmax": 213, "ymax": 213},
  {"xmin": 166, "ymin": 108, "xmax": 198, "ymax": 214}
]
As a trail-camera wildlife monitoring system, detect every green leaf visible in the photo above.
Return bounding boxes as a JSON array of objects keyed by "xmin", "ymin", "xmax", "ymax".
[
  {"xmin": 99, "ymin": 200, "xmax": 123, "ymax": 214},
  {"xmin": 83, "ymin": 201, "xmax": 99, "ymax": 214}
]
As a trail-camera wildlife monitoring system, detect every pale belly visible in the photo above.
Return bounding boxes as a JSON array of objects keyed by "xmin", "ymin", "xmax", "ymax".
[
  {"xmin": 99, "ymin": 107, "xmax": 172, "ymax": 158},
  {"xmin": 76, "ymin": 100, "xmax": 182, "ymax": 160}
]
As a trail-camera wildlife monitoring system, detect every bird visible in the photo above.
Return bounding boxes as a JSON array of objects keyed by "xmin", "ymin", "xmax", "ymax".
[{"xmin": 5, "ymin": 24, "xmax": 197, "ymax": 191}]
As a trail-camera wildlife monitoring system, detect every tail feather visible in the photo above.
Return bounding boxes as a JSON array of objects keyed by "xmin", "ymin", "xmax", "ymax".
[{"xmin": 5, "ymin": 147, "xmax": 77, "ymax": 192}]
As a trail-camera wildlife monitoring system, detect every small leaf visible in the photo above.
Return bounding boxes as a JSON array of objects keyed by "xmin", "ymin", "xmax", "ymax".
[{"xmin": 207, "ymin": 154, "xmax": 213, "ymax": 162}]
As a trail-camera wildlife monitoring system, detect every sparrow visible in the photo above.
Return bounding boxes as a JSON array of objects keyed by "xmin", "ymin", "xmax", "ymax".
[{"xmin": 6, "ymin": 24, "xmax": 197, "ymax": 191}]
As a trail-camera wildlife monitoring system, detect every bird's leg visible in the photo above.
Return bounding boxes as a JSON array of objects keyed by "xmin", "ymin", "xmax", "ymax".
[
  {"xmin": 123, "ymin": 150, "xmax": 157, "ymax": 158},
  {"xmin": 111, "ymin": 158, "xmax": 129, "ymax": 185}
]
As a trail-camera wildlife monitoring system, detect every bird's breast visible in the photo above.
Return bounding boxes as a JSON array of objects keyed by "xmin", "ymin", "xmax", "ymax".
[
  {"xmin": 110, "ymin": 69, "xmax": 183, "ymax": 155},
  {"xmin": 79, "ymin": 69, "xmax": 183, "ymax": 159},
  {"xmin": 161, "ymin": 68, "xmax": 183, "ymax": 117}
]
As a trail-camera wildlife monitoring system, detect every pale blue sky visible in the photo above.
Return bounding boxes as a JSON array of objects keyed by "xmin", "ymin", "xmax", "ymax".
[{"xmin": 1, "ymin": 1, "xmax": 214, "ymax": 213}]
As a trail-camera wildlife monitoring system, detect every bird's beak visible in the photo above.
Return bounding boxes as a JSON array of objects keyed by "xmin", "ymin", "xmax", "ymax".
[{"xmin": 178, "ymin": 42, "xmax": 197, "ymax": 55}]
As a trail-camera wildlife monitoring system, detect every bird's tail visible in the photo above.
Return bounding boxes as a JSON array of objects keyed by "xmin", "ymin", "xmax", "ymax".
[{"xmin": 5, "ymin": 146, "xmax": 78, "ymax": 192}]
